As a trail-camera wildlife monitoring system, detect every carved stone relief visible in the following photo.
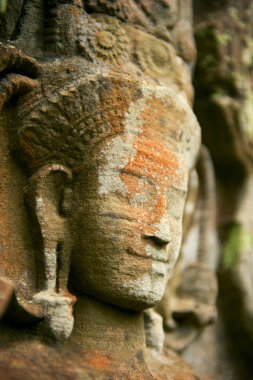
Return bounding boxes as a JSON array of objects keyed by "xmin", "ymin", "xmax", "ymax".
[{"xmin": 0, "ymin": 1, "xmax": 216, "ymax": 379}]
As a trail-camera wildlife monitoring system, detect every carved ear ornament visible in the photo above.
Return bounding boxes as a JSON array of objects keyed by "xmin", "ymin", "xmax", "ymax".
[
  {"xmin": 0, "ymin": 164, "xmax": 75, "ymax": 339},
  {"xmin": 25, "ymin": 164, "xmax": 76, "ymax": 341}
]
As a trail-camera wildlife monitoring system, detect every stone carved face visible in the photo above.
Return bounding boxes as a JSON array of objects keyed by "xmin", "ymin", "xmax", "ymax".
[
  {"xmin": 15, "ymin": 65, "xmax": 200, "ymax": 312},
  {"xmin": 70, "ymin": 134, "xmax": 188, "ymax": 311}
]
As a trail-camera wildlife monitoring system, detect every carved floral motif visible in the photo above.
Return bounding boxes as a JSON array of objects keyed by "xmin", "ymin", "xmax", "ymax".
[
  {"xmin": 134, "ymin": 33, "xmax": 174, "ymax": 77},
  {"xmin": 78, "ymin": 15, "xmax": 130, "ymax": 63}
]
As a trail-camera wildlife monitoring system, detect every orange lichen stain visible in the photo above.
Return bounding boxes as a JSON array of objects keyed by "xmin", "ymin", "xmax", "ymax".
[
  {"xmin": 130, "ymin": 135, "xmax": 179, "ymax": 183},
  {"xmin": 98, "ymin": 77, "xmax": 139, "ymax": 137},
  {"xmin": 121, "ymin": 131, "xmax": 179, "ymax": 216},
  {"xmin": 120, "ymin": 171, "xmax": 141, "ymax": 194},
  {"xmin": 63, "ymin": 291, "xmax": 76, "ymax": 314},
  {"xmin": 63, "ymin": 289, "xmax": 75, "ymax": 299},
  {"xmin": 85, "ymin": 352, "xmax": 111, "ymax": 372}
]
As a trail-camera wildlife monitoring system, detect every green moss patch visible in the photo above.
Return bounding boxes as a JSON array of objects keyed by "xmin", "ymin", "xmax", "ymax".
[{"xmin": 222, "ymin": 225, "xmax": 253, "ymax": 269}]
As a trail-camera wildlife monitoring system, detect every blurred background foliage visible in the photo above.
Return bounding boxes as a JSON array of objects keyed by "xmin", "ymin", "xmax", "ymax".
[{"xmin": 0, "ymin": 0, "xmax": 7, "ymax": 14}]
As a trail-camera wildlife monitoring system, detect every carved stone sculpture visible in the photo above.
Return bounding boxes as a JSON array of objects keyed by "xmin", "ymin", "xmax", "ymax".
[{"xmin": 0, "ymin": 1, "xmax": 204, "ymax": 378}]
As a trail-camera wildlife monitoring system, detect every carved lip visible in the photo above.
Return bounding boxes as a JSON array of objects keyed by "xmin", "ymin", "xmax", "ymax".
[
  {"xmin": 126, "ymin": 248, "xmax": 169, "ymax": 263},
  {"xmin": 147, "ymin": 255, "xmax": 169, "ymax": 264},
  {"xmin": 148, "ymin": 256, "xmax": 169, "ymax": 263}
]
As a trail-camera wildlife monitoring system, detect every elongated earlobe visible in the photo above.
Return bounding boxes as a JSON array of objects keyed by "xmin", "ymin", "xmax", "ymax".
[{"xmin": 25, "ymin": 164, "xmax": 76, "ymax": 340}]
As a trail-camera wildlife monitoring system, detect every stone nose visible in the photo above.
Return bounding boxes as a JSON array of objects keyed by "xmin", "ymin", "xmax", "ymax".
[{"xmin": 144, "ymin": 217, "xmax": 171, "ymax": 247}]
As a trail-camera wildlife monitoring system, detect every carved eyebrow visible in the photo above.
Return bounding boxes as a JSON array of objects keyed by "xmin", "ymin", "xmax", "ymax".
[
  {"xmin": 96, "ymin": 212, "xmax": 136, "ymax": 222},
  {"xmin": 167, "ymin": 186, "xmax": 188, "ymax": 198},
  {"xmin": 120, "ymin": 168, "xmax": 155, "ymax": 181}
]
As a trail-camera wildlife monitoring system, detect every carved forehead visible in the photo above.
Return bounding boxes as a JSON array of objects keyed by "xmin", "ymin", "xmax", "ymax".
[
  {"xmin": 17, "ymin": 73, "xmax": 200, "ymax": 170},
  {"xmin": 125, "ymin": 83, "xmax": 201, "ymax": 169}
]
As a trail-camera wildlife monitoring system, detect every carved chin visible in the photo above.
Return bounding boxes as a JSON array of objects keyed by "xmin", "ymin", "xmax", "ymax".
[
  {"xmin": 129, "ymin": 274, "xmax": 168, "ymax": 308},
  {"xmin": 101, "ymin": 270, "xmax": 169, "ymax": 312}
]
